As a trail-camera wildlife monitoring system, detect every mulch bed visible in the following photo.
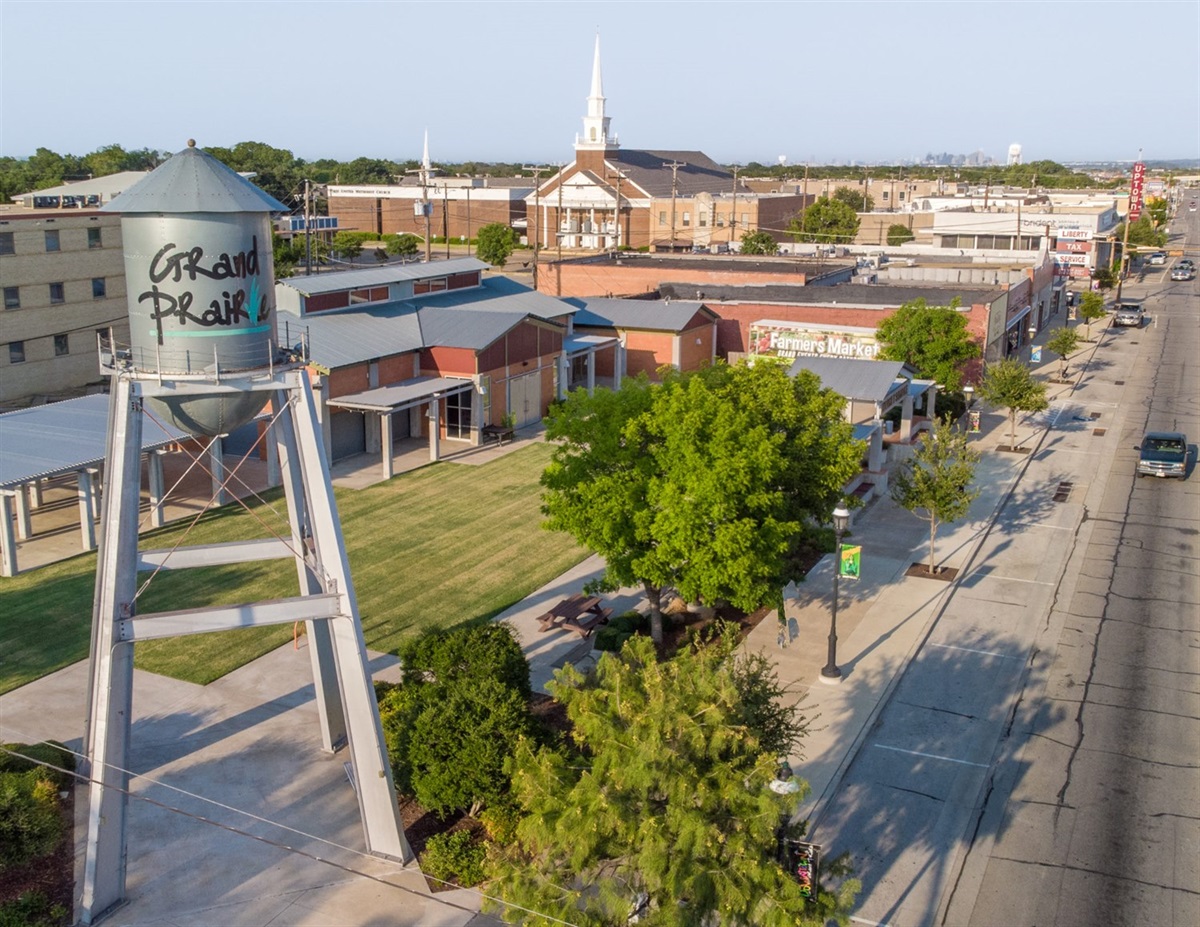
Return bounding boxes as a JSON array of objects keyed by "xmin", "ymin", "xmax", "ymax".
[
  {"xmin": 0, "ymin": 787, "xmax": 74, "ymax": 923},
  {"xmin": 904, "ymin": 563, "xmax": 958, "ymax": 582},
  {"xmin": 995, "ymin": 445, "xmax": 1032, "ymax": 454}
]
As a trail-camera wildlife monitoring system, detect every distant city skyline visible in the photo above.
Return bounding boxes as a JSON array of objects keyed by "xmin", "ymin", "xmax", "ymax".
[{"xmin": 2, "ymin": 1, "xmax": 1197, "ymax": 167}]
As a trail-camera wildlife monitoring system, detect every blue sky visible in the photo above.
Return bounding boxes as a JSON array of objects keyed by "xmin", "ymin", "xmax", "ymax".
[{"xmin": 2, "ymin": 0, "xmax": 1197, "ymax": 165}]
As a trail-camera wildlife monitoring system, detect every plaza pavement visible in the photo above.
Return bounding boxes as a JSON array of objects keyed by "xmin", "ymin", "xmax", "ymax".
[{"xmin": 0, "ymin": 310, "xmax": 1112, "ymax": 924}]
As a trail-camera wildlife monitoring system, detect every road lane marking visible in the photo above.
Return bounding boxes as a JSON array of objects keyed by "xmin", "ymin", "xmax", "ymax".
[
  {"xmin": 873, "ymin": 744, "xmax": 990, "ymax": 768},
  {"xmin": 929, "ymin": 642, "xmax": 1020, "ymax": 659}
]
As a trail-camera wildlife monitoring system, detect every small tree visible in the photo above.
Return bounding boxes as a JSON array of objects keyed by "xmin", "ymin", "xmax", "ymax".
[
  {"xmin": 385, "ymin": 233, "xmax": 421, "ymax": 257},
  {"xmin": 886, "ymin": 223, "xmax": 915, "ymax": 246},
  {"xmin": 1045, "ymin": 326, "xmax": 1080, "ymax": 380},
  {"xmin": 978, "ymin": 358, "xmax": 1049, "ymax": 452},
  {"xmin": 1092, "ymin": 266, "xmax": 1116, "ymax": 291},
  {"xmin": 1076, "ymin": 291, "xmax": 1107, "ymax": 341},
  {"xmin": 476, "ymin": 222, "xmax": 515, "ymax": 267},
  {"xmin": 331, "ymin": 230, "xmax": 365, "ymax": 261},
  {"xmin": 740, "ymin": 229, "xmax": 778, "ymax": 255},
  {"xmin": 890, "ymin": 417, "xmax": 981, "ymax": 575}
]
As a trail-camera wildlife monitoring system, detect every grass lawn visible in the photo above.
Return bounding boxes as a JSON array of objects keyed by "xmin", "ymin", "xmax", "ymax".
[{"xmin": 0, "ymin": 443, "xmax": 587, "ymax": 695}]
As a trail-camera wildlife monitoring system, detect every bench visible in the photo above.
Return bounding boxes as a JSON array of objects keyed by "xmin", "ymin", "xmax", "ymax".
[
  {"xmin": 482, "ymin": 424, "xmax": 515, "ymax": 446},
  {"xmin": 562, "ymin": 608, "xmax": 612, "ymax": 639}
]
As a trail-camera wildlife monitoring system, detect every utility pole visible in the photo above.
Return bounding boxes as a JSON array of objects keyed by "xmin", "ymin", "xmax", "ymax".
[
  {"xmin": 556, "ymin": 165, "xmax": 564, "ymax": 272},
  {"xmin": 466, "ymin": 185, "xmax": 471, "ymax": 256},
  {"xmin": 303, "ymin": 178, "xmax": 313, "ymax": 276},
  {"xmin": 729, "ymin": 164, "xmax": 740, "ymax": 247},
  {"xmin": 612, "ymin": 169, "xmax": 624, "ymax": 250},
  {"xmin": 799, "ymin": 162, "xmax": 810, "ymax": 243},
  {"xmin": 443, "ymin": 183, "xmax": 450, "ymax": 259},
  {"xmin": 662, "ymin": 160, "xmax": 684, "ymax": 253},
  {"xmin": 523, "ymin": 164, "xmax": 552, "ymax": 290}
]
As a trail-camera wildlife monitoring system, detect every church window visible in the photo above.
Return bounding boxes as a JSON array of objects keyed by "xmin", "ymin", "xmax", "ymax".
[{"xmin": 590, "ymin": 128, "xmax": 597, "ymax": 142}]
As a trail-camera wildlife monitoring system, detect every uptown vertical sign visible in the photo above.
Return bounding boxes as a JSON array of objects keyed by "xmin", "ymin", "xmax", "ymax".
[{"xmin": 1128, "ymin": 162, "xmax": 1146, "ymax": 223}]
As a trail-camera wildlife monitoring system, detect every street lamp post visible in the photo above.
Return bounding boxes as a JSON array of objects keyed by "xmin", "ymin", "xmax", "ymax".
[
  {"xmin": 963, "ymin": 384, "xmax": 975, "ymax": 407},
  {"xmin": 820, "ymin": 503, "xmax": 852, "ymax": 684}
]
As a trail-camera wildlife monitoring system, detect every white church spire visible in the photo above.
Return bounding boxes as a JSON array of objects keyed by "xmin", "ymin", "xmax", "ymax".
[{"xmin": 577, "ymin": 34, "xmax": 616, "ymax": 151}]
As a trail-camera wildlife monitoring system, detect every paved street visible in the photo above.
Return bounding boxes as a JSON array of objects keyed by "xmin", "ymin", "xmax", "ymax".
[
  {"xmin": 814, "ymin": 219, "xmax": 1199, "ymax": 925},
  {"xmin": 944, "ymin": 214, "xmax": 1200, "ymax": 925}
]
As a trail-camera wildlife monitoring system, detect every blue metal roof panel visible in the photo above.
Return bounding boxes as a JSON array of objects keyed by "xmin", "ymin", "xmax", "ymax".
[
  {"xmin": 277, "ymin": 305, "xmax": 425, "ymax": 369},
  {"xmin": 327, "ymin": 376, "xmax": 474, "ymax": 412},
  {"xmin": 0, "ymin": 394, "xmax": 191, "ymax": 489},
  {"xmin": 415, "ymin": 275, "xmax": 576, "ymax": 320}
]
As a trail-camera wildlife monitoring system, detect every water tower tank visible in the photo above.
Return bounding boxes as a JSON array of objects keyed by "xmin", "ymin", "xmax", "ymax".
[
  {"xmin": 1007, "ymin": 143, "xmax": 1023, "ymax": 166},
  {"xmin": 103, "ymin": 141, "xmax": 288, "ymax": 436}
]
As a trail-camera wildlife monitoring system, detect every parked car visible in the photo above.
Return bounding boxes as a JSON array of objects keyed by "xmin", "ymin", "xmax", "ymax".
[
  {"xmin": 1135, "ymin": 432, "xmax": 1188, "ymax": 478},
  {"xmin": 1147, "ymin": 252, "xmax": 1167, "ymax": 266},
  {"xmin": 1113, "ymin": 300, "xmax": 1145, "ymax": 326}
]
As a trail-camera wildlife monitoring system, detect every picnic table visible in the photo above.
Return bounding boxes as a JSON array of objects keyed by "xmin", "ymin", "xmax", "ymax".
[
  {"xmin": 537, "ymin": 594, "xmax": 613, "ymax": 638},
  {"xmin": 482, "ymin": 424, "xmax": 515, "ymax": 446}
]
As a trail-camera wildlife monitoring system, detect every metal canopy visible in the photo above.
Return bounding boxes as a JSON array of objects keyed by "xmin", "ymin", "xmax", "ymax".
[
  {"xmin": 0, "ymin": 394, "xmax": 191, "ymax": 490},
  {"xmin": 326, "ymin": 376, "xmax": 474, "ymax": 414}
]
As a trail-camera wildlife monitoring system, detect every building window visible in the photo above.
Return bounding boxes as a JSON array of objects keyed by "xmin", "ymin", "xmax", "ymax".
[
  {"xmin": 682, "ymin": 212, "xmax": 691, "ymax": 227},
  {"xmin": 50, "ymin": 282, "xmax": 65, "ymax": 303},
  {"xmin": 658, "ymin": 211, "xmax": 667, "ymax": 226},
  {"xmin": 716, "ymin": 213, "xmax": 726, "ymax": 227},
  {"xmin": 92, "ymin": 277, "xmax": 107, "ymax": 298},
  {"xmin": 8, "ymin": 341, "xmax": 25, "ymax": 364},
  {"xmin": 740, "ymin": 213, "xmax": 748, "ymax": 227},
  {"xmin": 899, "ymin": 192, "xmax": 906, "ymax": 202},
  {"xmin": 88, "ymin": 227, "xmax": 102, "ymax": 249},
  {"xmin": 45, "ymin": 230, "xmax": 60, "ymax": 252},
  {"xmin": 54, "ymin": 333, "xmax": 69, "ymax": 356},
  {"xmin": 699, "ymin": 212, "xmax": 708, "ymax": 227},
  {"xmin": 882, "ymin": 191, "xmax": 890, "ymax": 202},
  {"xmin": 0, "ymin": 231, "xmax": 13, "ymax": 255},
  {"xmin": 3, "ymin": 287, "xmax": 18, "ymax": 309}
]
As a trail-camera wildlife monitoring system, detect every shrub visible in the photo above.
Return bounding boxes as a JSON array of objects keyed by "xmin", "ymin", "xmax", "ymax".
[
  {"xmin": 381, "ymin": 624, "xmax": 535, "ymax": 817},
  {"xmin": 420, "ymin": 830, "xmax": 487, "ymax": 887},
  {"xmin": 0, "ymin": 770, "xmax": 62, "ymax": 872},
  {"xmin": 886, "ymin": 223, "xmax": 915, "ymax": 247},
  {"xmin": 0, "ymin": 741, "xmax": 74, "ymax": 788},
  {"xmin": 478, "ymin": 800, "xmax": 522, "ymax": 845},
  {"xmin": 608, "ymin": 611, "xmax": 648, "ymax": 634},
  {"xmin": 593, "ymin": 625, "xmax": 632, "ymax": 652},
  {"xmin": 0, "ymin": 892, "xmax": 69, "ymax": 927}
]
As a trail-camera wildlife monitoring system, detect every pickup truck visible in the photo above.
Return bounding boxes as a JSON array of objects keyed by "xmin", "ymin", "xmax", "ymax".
[{"xmin": 1113, "ymin": 300, "xmax": 1145, "ymax": 327}]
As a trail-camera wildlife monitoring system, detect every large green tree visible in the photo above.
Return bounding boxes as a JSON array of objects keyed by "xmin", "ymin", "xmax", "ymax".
[
  {"xmin": 978, "ymin": 358, "xmax": 1049, "ymax": 452},
  {"xmin": 541, "ymin": 363, "xmax": 861, "ymax": 644},
  {"xmin": 890, "ymin": 417, "xmax": 981, "ymax": 575},
  {"xmin": 739, "ymin": 230, "xmax": 778, "ymax": 255},
  {"xmin": 788, "ymin": 197, "xmax": 861, "ymax": 245},
  {"xmin": 875, "ymin": 298, "xmax": 981, "ymax": 391},
  {"xmin": 486, "ymin": 632, "xmax": 858, "ymax": 927}
]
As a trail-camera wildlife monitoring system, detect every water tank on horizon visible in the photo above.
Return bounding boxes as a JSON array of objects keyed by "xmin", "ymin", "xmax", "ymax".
[
  {"xmin": 1007, "ymin": 143, "xmax": 1023, "ymax": 166},
  {"xmin": 103, "ymin": 141, "xmax": 289, "ymax": 437}
]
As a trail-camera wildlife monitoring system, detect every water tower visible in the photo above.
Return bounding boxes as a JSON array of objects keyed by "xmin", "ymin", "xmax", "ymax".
[
  {"xmin": 1007, "ymin": 143, "xmax": 1023, "ymax": 166},
  {"xmin": 80, "ymin": 142, "xmax": 410, "ymax": 924}
]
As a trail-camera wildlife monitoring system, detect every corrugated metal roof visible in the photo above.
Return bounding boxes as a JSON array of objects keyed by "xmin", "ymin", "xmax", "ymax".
[
  {"xmin": 327, "ymin": 376, "xmax": 474, "ymax": 413},
  {"xmin": 102, "ymin": 144, "xmax": 287, "ymax": 214},
  {"xmin": 787, "ymin": 357, "xmax": 910, "ymax": 403},
  {"xmin": 277, "ymin": 305, "xmax": 424, "ymax": 369},
  {"xmin": 416, "ymin": 306, "xmax": 528, "ymax": 351},
  {"xmin": 279, "ymin": 258, "xmax": 490, "ymax": 296},
  {"xmin": 415, "ymin": 275, "xmax": 575, "ymax": 320},
  {"xmin": 564, "ymin": 334, "xmax": 620, "ymax": 354},
  {"xmin": 572, "ymin": 297, "xmax": 711, "ymax": 332},
  {"xmin": 0, "ymin": 394, "xmax": 190, "ymax": 489}
]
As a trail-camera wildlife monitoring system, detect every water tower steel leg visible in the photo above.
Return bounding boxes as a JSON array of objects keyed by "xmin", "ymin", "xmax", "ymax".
[
  {"xmin": 80, "ymin": 376, "xmax": 144, "ymax": 923},
  {"xmin": 290, "ymin": 373, "xmax": 412, "ymax": 862},
  {"xmin": 272, "ymin": 387, "xmax": 346, "ymax": 753}
]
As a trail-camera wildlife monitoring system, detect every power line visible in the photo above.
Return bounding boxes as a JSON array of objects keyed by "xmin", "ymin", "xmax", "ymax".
[{"xmin": 0, "ymin": 739, "xmax": 581, "ymax": 927}]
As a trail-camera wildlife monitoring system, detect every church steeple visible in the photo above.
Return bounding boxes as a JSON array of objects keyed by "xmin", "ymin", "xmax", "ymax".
[{"xmin": 577, "ymin": 35, "xmax": 617, "ymax": 152}]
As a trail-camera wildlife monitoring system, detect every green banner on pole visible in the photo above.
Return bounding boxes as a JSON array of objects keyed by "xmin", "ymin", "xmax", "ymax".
[{"xmin": 839, "ymin": 544, "xmax": 861, "ymax": 579}]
